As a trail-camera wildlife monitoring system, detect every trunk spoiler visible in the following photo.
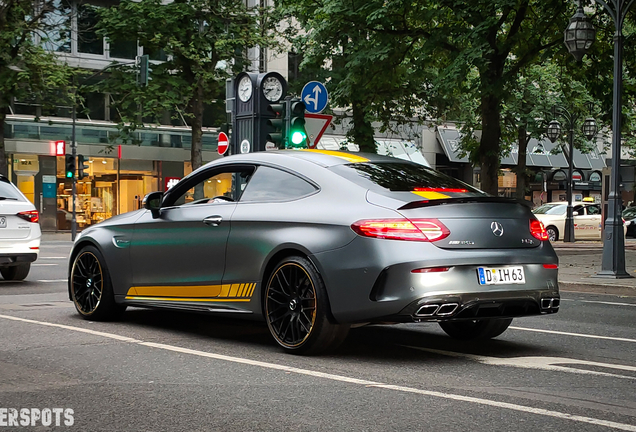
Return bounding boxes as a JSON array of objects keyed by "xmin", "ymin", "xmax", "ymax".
[{"xmin": 398, "ymin": 196, "xmax": 531, "ymax": 210}]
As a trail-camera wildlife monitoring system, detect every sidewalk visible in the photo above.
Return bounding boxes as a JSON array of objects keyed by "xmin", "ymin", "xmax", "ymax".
[
  {"xmin": 552, "ymin": 241, "xmax": 636, "ymax": 297},
  {"xmin": 40, "ymin": 232, "xmax": 636, "ymax": 297},
  {"xmin": 42, "ymin": 232, "xmax": 74, "ymax": 242}
]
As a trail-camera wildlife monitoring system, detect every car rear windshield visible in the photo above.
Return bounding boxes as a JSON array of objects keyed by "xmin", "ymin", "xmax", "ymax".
[
  {"xmin": 0, "ymin": 181, "xmax": 24, "ymax": 201},
  {"xmin": 533, "ymin": 203, "xmax": 566, "ymax": 215},
  {"xmin": 330, "ymin": 161, "xmax": 486, "ymax": 196}
]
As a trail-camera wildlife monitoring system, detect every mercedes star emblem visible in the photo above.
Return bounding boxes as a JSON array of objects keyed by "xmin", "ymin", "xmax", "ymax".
[{"xmin": 491, "ymin": 221, "xmax": 504, "ymax": 237}]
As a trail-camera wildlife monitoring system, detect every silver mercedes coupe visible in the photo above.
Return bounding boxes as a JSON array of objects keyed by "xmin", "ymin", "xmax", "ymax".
[{"xmin": 68, "ymin": 150, "xmax": 559, "ymax": 355}]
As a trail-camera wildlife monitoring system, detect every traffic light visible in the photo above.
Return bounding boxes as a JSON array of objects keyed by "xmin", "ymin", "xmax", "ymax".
[
  {"xmin": 265, "ymin": 103, "xmax": 286, "ymax": 149},
  {"xmin": 288, "ymin": 100, "xmax": 307, "ymax": 148},
  {"xmin": 77, "ymin": 155, "xmax": 89, "ymax": 179},
  {"xmin": 137, "ymin": 55, "xmax": 149, "ymax": 86},
  {"xmin": 65, "ymin": 155, "xmax": 75, "ymax": 178}
]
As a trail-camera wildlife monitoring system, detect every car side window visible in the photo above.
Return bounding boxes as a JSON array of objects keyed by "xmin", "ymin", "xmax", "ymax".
[
  {"xmin": 573, "ymin": 205, "xmax": 584, "ymax": 215},
  {"xmin": 239, "ymin": 166, "xmax": 317, "ymax": 203},
  {"xmin": 587, "ymin": 205, "xmax": 600, "ymax": 215},
  {"xmin": 164, "ymin": 167, "xmax": 254, "ymax": 207}
]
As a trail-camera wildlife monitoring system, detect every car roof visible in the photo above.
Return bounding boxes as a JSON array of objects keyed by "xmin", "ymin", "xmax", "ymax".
[{"xmin": 213, "ymin": 149, "xmax": 410, "ymax": 168}]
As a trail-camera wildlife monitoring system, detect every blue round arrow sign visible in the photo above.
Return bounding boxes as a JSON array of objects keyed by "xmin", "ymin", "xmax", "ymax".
[{"xmin": 301, "ymin": 81, "xmax": 328, "ymax": 114}]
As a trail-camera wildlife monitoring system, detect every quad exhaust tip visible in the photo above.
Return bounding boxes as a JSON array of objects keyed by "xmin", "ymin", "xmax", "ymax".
[
  {"xmin": 541, "ymin": 297, "xmax": 560, "ymax": 310},
  {"xmin": 414, "ymin": 303, "xmax": 458, "ymax": 317}
]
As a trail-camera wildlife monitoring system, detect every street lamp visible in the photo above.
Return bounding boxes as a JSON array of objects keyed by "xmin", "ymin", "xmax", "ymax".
[
  {"xmin": 547, "ymin": 106, "xmax": 597, "ymax": 242},
  {"xmin": 564, "ymin": 0, "xmax": 632, "ymax": 278}
]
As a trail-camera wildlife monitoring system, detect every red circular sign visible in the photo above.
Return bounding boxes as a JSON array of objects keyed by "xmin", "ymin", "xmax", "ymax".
[{"xmin": 218, "ymin": 132, "xmax": 229, "ymax": 155}]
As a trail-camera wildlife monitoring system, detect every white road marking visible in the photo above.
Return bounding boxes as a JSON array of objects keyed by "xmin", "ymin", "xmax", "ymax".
[
  {"xmin": 510, "ymin": 326, "xmax": 636, "ymax": 343},
  {"xmin": 403, "ymin": 346, "xmax": 636, "ymax": 380},
  {"xmin": 36, "ymin": 279, "xmax": 68, "ymax": 283},
  {"xmin": 579, "ymin": 300, "xmax": 636, "ymax": 307},
  {"xmin": 561, "ymin": 299, "xmax": 636, "ymax": 307},
  {"xmin": 0, "ymin": 314, "xmax": 634, "ymax": 431}
]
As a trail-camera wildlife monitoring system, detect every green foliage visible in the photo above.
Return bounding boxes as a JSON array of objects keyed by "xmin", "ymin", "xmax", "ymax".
[
  {"xmin": 279, "ymin": 0, "xmax": 429, "ymax": 152},
  {"xmin": 94, "ymin": 0, "xmax": 276, "ymax": 168},
  {"xmin": 0, "ymin": 0, "xmax": 72, "ymax": 175}
]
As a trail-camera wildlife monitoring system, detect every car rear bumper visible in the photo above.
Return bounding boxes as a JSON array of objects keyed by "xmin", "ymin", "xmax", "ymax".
[
  {"xmin": 0, "ymin": 253, "xmax": 38, "ymax": 266},
  {"xmin": 312, "ymin": 236, "xmax": 559, "ymax": 323},
  {"xmin": 394, "ymin": 289, "xmax": 559, "ymax": 323}
]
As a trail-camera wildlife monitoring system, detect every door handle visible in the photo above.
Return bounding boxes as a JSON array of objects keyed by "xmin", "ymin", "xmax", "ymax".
[{"xmin": 203, "ymin": 216, "xmax": 223, "ymax": 226}]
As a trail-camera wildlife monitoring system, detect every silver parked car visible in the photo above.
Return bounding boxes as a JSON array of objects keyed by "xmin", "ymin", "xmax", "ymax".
[{"xmin": 68, "ymin": 150, "xmax": 559, "ymax": 355}]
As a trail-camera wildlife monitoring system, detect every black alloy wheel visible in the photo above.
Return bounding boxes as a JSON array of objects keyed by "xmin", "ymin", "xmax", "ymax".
[
  {"xmin": 72, "ymin": 250, "xmax": 103, "ymax": 315},
  {"xmin": 265, "ymin": 256, "xmax": 349, "ymax": 355},
  {"xmin": 70, "ymin": 245, "xmax": 125, "ymax": 321},
  {"xmin": 266, "ymin": 262, "xmax": 317, "ymax": 348}
]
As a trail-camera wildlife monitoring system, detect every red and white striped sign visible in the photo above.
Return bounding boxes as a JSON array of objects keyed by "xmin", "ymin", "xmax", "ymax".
[{"xmin": 218, "ymin": 132, "xmax": 229, "ymax": 155}]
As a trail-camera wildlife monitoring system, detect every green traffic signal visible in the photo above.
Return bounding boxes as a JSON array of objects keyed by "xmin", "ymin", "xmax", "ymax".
[
  {"xmin": 65, "ymin": 155, "xmax": 75, "ymax": 178},
  {"xmin": 291, "ymin": 130, "xmax": 307, "ymax": 146},
  {"xmin": 287, "ymin": 100, "xmax": 307, "ymax": 148}
]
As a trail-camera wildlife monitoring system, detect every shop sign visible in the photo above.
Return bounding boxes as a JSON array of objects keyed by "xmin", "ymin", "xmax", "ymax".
[
  {"xmin": 42, "ymin": 175, "xmax": 57, "ymax": 198},
  {"xmin": 165, "ymin": 177, "xmax": 181, "ymax": 191},
  {"xmin": 13, "ymin": 155, "xmax": 39, "ymax": 174}
]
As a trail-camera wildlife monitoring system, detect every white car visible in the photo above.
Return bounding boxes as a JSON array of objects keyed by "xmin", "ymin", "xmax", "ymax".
[
  {"xmin": 532, "ymin": 201, "xmax": 615, "ymax": 241},
  {"xmin": 0, "ymin": 175, "xmax": 40, "ymax": 280}
]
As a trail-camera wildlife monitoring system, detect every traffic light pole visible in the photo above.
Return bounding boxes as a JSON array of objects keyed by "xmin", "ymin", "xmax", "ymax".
[{"xmin": 71, "ymin": 97, "xmax": 77, "ymax": 241}]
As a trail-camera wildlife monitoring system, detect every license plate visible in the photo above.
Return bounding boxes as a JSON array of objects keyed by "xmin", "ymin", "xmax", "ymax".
[
  {"xmin": 477, "ymin": 266, "xmax": 525, "ymax": 285},
  {"xmin": 0, "ymin": 217, "xmax": 5, "ymax": 228}
]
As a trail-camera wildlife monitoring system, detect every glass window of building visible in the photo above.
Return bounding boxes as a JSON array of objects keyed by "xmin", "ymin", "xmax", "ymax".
[
  {"xmin": 40, "ymin": 0, "xmax": 72, "ymax": 53},
  {"xmin": 56, "ymin": 156, "xmax": 159, "ymax": 230},
  {"xmin": 78, "ymin": 4, "xmax": 103, "ymax": 55},
  {"xmin": 110, "ymin": 39, "xmax": 138, "ymax": 59}
]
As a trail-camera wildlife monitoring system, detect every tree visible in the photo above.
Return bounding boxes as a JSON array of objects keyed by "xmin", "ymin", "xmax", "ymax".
[
  {"xmin": 0, "ymin": 0, "xmax": 71, "ymax": 176},
  {"xmin": 96, "ymin": 0, "xmax": 275, "ymax": 171},
  {"xmin": 280, "ymin": 0, "xmax": 429, "ymax": 153}
]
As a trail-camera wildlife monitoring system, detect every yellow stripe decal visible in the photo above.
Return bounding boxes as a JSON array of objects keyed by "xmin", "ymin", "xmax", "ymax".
[
  {"xmin": 220, "ymin": 284, "xmax": 231, "ymax": 297},
  {"xmin": 126, "ymin": 282, "xmax": 256, "ymax": 300},
  {"xmin": 128, "ymin": 285, "xmax": 222, "ymax": 298},
  {"xmin": 301, "ymin": 149, "xmax": 369, "ymax": 163},
  {"xmin": 412, "ymin": 191, "xmax": 450, "ymax": 200},
  {"xmin": 125, "ymin": 296, "xmax": 251, "ymax": 302}
]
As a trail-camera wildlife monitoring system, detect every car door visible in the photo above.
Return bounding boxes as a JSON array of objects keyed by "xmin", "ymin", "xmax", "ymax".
[
  {"xmin": 582, "ymin": 204, "xmax": 602, "ymax": 239},
  {"xmin": 127, "ymin": 164, "xmax": 255, "ymax": 301},
  {"xmin": 573, "ymin": 204, "xmax": 588, "ymax": 239}
]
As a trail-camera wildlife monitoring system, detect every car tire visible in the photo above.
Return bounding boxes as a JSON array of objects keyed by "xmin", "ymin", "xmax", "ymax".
[
  {"xmin": 546, "ymin": 226, "xmax": 558, "ymax": 242},
  {"xmin": 264, "ymin": 256, "xmax": 349, "ymax": 355},
  {"xmin": 70, "ymin": 245, "xmax": 126, "ymax": 321},
  {"xmin": 0, "ymin": 263, "xmax": 30, "ymax": 281},
  {"xmin": 439, "ymin": 318, "xmax": 513, "ymax": 340}
]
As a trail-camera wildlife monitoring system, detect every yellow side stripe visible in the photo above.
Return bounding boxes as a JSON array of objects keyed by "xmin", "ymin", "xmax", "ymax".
[
  {"xmin": 301, "ymin": 149, "xmax": 369, "ymax": 163},
  {"xmin": 126, "ymin": 283, "xmax": 256, "ymax": 300},
  {"xmin": 125, "ymin": 296, "xmax": 251, "ymax": 302},
  {"xmin": 412, "ymin": 191, "xmax": 450, "ymax": 200}
]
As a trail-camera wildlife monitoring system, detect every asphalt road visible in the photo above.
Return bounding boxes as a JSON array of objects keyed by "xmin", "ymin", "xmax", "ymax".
[{"xmin": 0, "ymin": 241, "xmax": 634, "ymax": 431}]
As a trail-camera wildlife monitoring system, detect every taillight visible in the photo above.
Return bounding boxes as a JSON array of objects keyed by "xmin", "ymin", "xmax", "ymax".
[
  {"xmin": 543, "ymin": 263, "xmax": 558, "ymax": 269},
  {"xmin": 17, "ymin": 210, "xmax": 39, "ymax": 223},
  {"xmin": 412, "ymin": 266, "xmax": 450, "ymax": 273},
  {"xmin": 530, "ymin": 219, "xmax": 548, "ymax": 241},
  {"xmin": 351, "ymin": 218, "xmax": 450, "ymax": 242}
]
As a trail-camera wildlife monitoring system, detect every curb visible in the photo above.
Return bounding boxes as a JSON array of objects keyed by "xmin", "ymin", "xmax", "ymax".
[{"xmin": 559, "ymin": 280, "xmax": 636, "ymax": 297}]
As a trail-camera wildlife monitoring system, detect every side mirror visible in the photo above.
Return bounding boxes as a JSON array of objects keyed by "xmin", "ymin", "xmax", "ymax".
[
  {"xmin": 143, "ymin": 191, "xmax": 163, "ymax": 218},
  {"xmin": 573, "ymin": 211, "xmax": 579, "ymax": 216}
]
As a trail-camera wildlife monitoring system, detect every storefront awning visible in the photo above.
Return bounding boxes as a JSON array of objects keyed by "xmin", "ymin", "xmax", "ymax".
[{"xmin": 437, "ymin": 127, "xmax": 606, "ymax": 170}]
